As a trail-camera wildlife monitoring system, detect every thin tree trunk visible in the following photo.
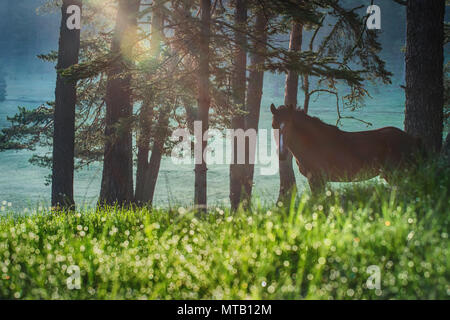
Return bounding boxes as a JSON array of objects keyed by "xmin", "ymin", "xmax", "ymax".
[
  {"xmin": 278, "ymin": 22, "xmax": 302, "ymax": 202},
  {"xmin": 142, "ymin": 106, "xmax": 170, "ymax": 205},
  {"xmin": 242, "ymin": 10, "xmax": 268, "ymax": 206},
  {"xmin": 135, "ymin": 2, "xmax": 163, "ymax": 203},
  {"xmin": 229, "ymin": 0, "xmax": 247, "ymax": 211},
  {"xmin": 134, "ymin": 99, "xmax": 154, "ymax": 203},
  {"xmin": 303, "ymin": 73, "xmax": 310, "ymax": 114},
  {"xmin": 194, "ymin": 0, "xmax": 211, "ymax": 211},
  {"xmin": 405, "ymin": 0, "xmax": 444, "ymax": 153},
  {"xmin": 99, "ymin": 0, "xmax": 140, "ymax": 206},
  {"xmin": 52, "ymin": 0, "xmax": 82, "ymax": 209}
]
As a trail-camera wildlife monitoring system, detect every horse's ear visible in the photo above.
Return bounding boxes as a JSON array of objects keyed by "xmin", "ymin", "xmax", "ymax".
[{"xmin": 270, "ymin": 103, "xmax": 277, "ymax": 115}]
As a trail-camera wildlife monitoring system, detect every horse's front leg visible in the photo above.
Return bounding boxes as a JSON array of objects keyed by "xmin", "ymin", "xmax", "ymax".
[{"xmin": 308, "ymin": 174, "xmax": 326, "ymax": 195}]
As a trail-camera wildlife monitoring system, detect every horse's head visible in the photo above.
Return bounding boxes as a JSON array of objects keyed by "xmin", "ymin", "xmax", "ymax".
[{"xmin": 270, "ymin": 103, "xmax": 295, "ymax": 161}]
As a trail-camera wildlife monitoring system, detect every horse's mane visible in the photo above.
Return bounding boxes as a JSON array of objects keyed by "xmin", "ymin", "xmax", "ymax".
[{"xmin": 293, "ymin": 109, "xmax": 341, "ymax": 133}]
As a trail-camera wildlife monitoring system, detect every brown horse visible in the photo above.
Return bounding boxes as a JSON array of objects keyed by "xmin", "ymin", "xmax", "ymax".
[{"xmin": 270, "ymin": 104, "xmax": 424, "ymax": 193}]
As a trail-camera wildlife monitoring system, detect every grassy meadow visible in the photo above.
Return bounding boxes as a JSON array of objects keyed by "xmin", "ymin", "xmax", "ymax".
[{"xmin": 0, "ymin": 160, "xmax": 449, "ymax": 300}]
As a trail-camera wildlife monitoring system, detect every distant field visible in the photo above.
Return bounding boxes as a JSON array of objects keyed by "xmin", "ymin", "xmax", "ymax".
[{"xmin": 0, "ymin": 160, "xmax": 448, "ymax": 299}]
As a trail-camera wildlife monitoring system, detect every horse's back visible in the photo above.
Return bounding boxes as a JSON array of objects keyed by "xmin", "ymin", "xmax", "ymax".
[
  {"xmin": 342, "ymin": 126, "xmax": 416, "ymax": 147},
  {"xmin": 363, "ymin": 126, "xmax": 422, "ymax": 166},
  {"xmin": 338, "ymin": 126, "xmax": 420, "ymax": 173}
]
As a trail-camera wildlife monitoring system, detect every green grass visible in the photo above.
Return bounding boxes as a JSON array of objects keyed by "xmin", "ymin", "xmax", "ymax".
[{"xmin": 0, "ymin": 161, "xmax": 449, "ymax": 299}]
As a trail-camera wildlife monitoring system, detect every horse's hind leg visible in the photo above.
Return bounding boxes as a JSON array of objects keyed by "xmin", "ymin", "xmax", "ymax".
[{"xmin": 308, "ymin": 175, "xmax": 326, "ymax": 195}]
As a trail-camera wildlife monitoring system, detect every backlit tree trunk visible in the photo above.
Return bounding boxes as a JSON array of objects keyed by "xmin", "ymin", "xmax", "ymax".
[
  {"xmin": 405, "ymin": 0, "xmax": 444, "ymax": 153},
  {"xmin": 51, "ymin": 0, "xmax": 82, "ymax": 209},
  {"xmin": 229, "ymin": 0, "xmax": 247, "ymax": 211},
  {"xmin": 242, "ymin": 10, "xmax": 268, "ymax": 206},
  {"xmin": 142, "ymin": 106, "xmax": 170, "ymax": 205},
  {"xmin": 134, "ymin": 100, "xmax": 154, "ymax": 203},
  {"xmin": 99, "ymin": 0, "xmax": 140, "ymax": 206},
  {"xmin": 194, "ymin": 0, "xmax": 211, "ymax": 211},
  {"xmin": 135, "ymin": 2, "xmax": 163, "ymax": 203},
  {"xmin": 278, "ymin": 22, "xmax": 302, "ymax": 201}
]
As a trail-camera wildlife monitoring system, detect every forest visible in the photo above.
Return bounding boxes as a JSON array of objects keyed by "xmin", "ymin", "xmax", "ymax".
[{"xmin": 0, "ymin": 0, "xmax": 448, "ymax": 300}]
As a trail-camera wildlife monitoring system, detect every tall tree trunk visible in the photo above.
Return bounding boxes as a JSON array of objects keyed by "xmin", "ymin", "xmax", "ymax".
[
  {"xmin": 52, "ymin": 0, "xmax": 82, "ymax": 209},
  {"xmin": 242, "ymin": 10, "xmax": 268, "ymax": 206},
  {"xmin": 278, "ymin": 22, "xmax": 302, "ymax": 202},
  {"xmin": 134, "ymin": 99, "xmax": 154, "ymax": 203},
  {"xmin": 194, "ymin": 0, "xmax": 211, "ymax": 211},
  {"xmin": 405, "ymin": 0, "xmax": 444, "ymax": 153},
  {"xmin": 135, "ymin": 2, "xmax": 163, "ymax": 203},
  {"xmin": 229, "ymin": 0, "xmax": 247, "ymax": 211},
  {"xmin": 99, "ymin": 0, "xmax": 140, "ymax": 206},
  {"xmin": 142, "ymin": 106, "xmax": 170, "ymax": 205}
]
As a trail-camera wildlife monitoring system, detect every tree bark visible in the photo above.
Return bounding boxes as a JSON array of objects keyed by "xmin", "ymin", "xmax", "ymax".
[
  {"xmin": 99, "ymin": 0, "xmax": 140, "ymax": 206},
  {"xmin": 229, "ymin": 0, "xmax": 247, "ymax": 211},
  {"xmin": 303, "ymin": 73, "xmax": 310, "ymax": 114},
  {"xmin": 278, "ymin": 22, "xmax": 302, "ymax": 202},
  {"xmin": 142, "ymin": 107, "xmax": 170, "ymax": 205},
  {"xmin": 405, "ymin": 0, "xmax": 444, "ymax": 153},
  {"xmin": 51, "ymin": 0, "xmax": 82, "ymax": 209},
  {"xmin": 135, "ymin": 2, "xmax": 163, "ymax": 203},
  {"xmin": 194, "ymin": 0, "xmax": 211, "ymax": 211},
  {"xmin": 242, "ymin": 10, "xmax": 268, "ymax": 206},
  {"xmin": 134, "ymin": 101, "xmax": 154, "ymax": 203}
]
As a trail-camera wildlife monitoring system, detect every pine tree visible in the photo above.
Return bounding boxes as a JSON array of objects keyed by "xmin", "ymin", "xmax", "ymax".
[
  {"xmin": 135, "ymin": 0, "xmax": 164, "ymax": 204},
  {"xmin": 51, "ymin": 0, "xmax": 82, "ymax": 209},
  {"xmin": 278, "ymin": 21, "xmax": 301, "ymax": 202},
  {"xmin": 99, "ymin": 0, "xmax": 140, "ymax": 206},
  {"xmin": 229, "ymin": 0, "xmax": 248, "ymax": 211},
  {"xmin": 194, "ymin": 0, "xmax": 212, "ymax": 211},
  {"xmin": 242, "ymin": 8, "xmax": 269, "ymax": 204}
]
